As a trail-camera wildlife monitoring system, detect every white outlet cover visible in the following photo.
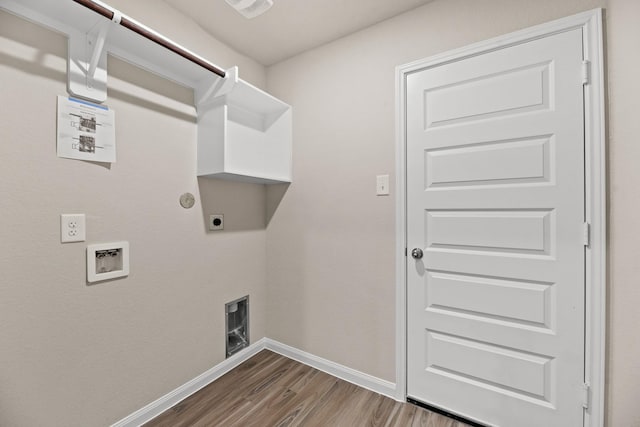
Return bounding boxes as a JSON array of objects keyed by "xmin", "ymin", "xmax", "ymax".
[{"xmin": 61, "ymin": 214, "xmax": 86, "ymax": 243}]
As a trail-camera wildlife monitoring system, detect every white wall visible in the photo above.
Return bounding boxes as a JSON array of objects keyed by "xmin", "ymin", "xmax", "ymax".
[
  {"xmin": 0, "ymin": 1, "xmax": 268, "ymax": 425},
  {"xmin": 2, "ymin": 0, "xmax": 639, "ymax": 425},
  {"xmin": 604, "ymin": 0, "xmax": 640, "ymax": 423},
  {"xmin": 266, "ymin": 0, "xmax": 640, "ymax": 425}
]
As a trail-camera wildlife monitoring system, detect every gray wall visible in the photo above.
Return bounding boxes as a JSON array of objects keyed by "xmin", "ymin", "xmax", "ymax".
[
  {"xmin": 2, "ymin": 0, "xmax": 640, "ymax": 426},
  {"xmin": 265, "ymin": 1, "xmax": 640, "ymax": 426},
  {"xmin": 0, "ymin": 1, "xmax": 268, "ymax": 425}
]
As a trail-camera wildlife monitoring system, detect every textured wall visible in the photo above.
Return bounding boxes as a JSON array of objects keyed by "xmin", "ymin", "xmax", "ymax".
[
  {"xmin": 0, "ymin": 1, "xmax": 268, "ymax": 425},
  {"xmin": 3, "ymin": 0, "xmax": 640, "ymax": 425},
  {"xmin": 604, "ymin": 0, "xmax": 640, "ymax": 425},
  {"xmin": 264, "ymin": 0, "xmax": 626, "ymax": 415}
]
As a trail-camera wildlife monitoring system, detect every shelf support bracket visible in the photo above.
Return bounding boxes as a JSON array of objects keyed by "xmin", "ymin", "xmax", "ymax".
[
  {"xmin": 68, "ymin": 10, "xmax": 122, "ymax": 103},
  {"xmin": 195, "ymin": 66, "xmax": 238, "ymax": 110},
  {"xmin": 87, "ymin": 20, "xmax": 110, "ymax": 79}
]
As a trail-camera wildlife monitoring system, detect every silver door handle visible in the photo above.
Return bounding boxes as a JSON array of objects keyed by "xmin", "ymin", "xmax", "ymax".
[{"xmin": 411, "ymin": 248, "xmax": 423, "ymax": 259}]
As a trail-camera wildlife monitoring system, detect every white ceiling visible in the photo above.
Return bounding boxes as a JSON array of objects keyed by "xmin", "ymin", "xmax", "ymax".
[{"xmin": 163, "ymin": 0, "xmax": 434, "ymax": 66}]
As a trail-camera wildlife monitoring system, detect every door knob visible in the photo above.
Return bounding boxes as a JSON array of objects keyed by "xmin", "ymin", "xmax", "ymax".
[{"xmin": 411, "ymin": 248, "xmax": 423, "ymax": 259}]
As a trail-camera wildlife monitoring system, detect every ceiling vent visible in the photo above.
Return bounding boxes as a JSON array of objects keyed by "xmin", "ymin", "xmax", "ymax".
[{"xmin": 224, "ymin": 0, "xmax": 274, "ymax": 19}]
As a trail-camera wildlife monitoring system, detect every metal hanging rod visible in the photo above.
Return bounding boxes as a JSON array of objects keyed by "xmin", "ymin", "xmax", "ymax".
[{"xmin": 71, "ymin": 0, "xmax": 227, "ymax": 78}]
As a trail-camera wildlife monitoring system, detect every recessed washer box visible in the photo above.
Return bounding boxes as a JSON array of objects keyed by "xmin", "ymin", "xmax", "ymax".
[{"xmin": 87, "ymin": 241, "xmax": 129, "ymax": 283}]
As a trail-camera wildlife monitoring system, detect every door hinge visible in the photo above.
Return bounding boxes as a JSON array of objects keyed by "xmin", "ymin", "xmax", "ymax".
[
  {"xmin": 582, "ymin": 60, "xmax": 591, "ymax": 85},
  {"xmin": 582, "ymin": 382, "xmax": 591, "ymax": 410},
  {"xmin": 583, "ymin": 222, "xmax": 591, "ymax": 247},
  {"xmin": 405, "ymin": 247, "xmax": 408, "ymax": 257}
]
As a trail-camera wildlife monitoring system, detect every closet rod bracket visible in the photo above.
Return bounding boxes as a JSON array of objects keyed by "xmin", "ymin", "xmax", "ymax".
[
  {"xmin": 196, "ymin": 66, "xmax": 239, "ymax": 109},
  {"xmin": 87, "ymin": 21, "xmax": 109, "ymax": 79},
  {"xmin": 68, "ymin": 10, "xmax": 122, "ymax": 103}
]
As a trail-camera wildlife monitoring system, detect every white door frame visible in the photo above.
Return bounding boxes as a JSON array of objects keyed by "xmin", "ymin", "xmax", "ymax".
[{"xmin": 394, "ymin": 9, "xmax": 606, "ymax": 427}]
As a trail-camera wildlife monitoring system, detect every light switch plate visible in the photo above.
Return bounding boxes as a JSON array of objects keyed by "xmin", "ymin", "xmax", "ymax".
[
  {"xmin": 61, "ymin": 214, "xmax": 86, "ymax": 243},
  {"xmin": 376, "ymin": 175, "xmax": 390, "ymax": 196}
]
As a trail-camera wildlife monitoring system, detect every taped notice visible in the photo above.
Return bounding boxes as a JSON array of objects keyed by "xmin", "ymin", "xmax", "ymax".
[{"xmin": 57, "ymin": 96, "xmax": 116, "ymax": 163}]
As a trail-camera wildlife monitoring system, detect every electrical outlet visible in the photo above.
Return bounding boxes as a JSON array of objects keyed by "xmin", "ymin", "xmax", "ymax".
[
  {"xmin": 209, "ymin": 214, "xmax": 224, "ymax": 231},
  {"xmin": 61, "ymin": 214, "xmax": 86, "ymax": 243}
]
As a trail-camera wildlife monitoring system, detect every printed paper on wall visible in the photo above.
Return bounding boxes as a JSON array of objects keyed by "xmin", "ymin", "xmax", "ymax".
[{"xmin": 57, "ymin": 96, "xmax": 116, "ymax": 163}]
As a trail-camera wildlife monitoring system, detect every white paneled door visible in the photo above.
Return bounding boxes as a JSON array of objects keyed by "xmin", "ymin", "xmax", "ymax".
[{"xmin": 406, "ymin": 28, "xmax": 586, "ymax": 426}]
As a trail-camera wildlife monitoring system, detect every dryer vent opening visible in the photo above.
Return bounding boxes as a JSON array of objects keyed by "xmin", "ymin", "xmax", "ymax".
[{"xmin": 225, "ymin": 296, "xmax": 249, "ymax": 358}]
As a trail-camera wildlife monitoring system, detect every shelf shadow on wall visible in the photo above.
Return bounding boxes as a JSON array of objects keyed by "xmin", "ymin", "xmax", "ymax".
[
  {"xmin": 198, "ymin": 177, "xmax": 270, "ymax": 232},
  {"xmin": 107, "ymin": 58, "xmax": 196, "ymax": 123},
  {"xmin": 266, "ymin": 183, "xmax": 290, "ymax": 225}
]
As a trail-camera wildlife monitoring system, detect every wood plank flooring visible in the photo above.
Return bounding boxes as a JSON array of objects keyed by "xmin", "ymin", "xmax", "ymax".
[{"xmin": 144, "ymin": 350, "xmax": 471, "ymax": 427}]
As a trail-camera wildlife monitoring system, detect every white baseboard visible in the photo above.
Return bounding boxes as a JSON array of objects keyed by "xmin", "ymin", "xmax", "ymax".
[
  {"xmin": 264, "ymin": 338, "xmax": 398, "ymax": 400},
  {"xmin": 110, "ymin": 338, "xmax": 267, "ymax": 427},
  {"xmin": 111, "ymin": 337, "xmax": 399, "ymax": 426}
]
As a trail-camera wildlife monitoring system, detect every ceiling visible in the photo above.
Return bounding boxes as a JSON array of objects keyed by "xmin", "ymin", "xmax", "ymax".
[{"xmin": 163, "ymin": 0, "xmax": 434, "ymax": 66}]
